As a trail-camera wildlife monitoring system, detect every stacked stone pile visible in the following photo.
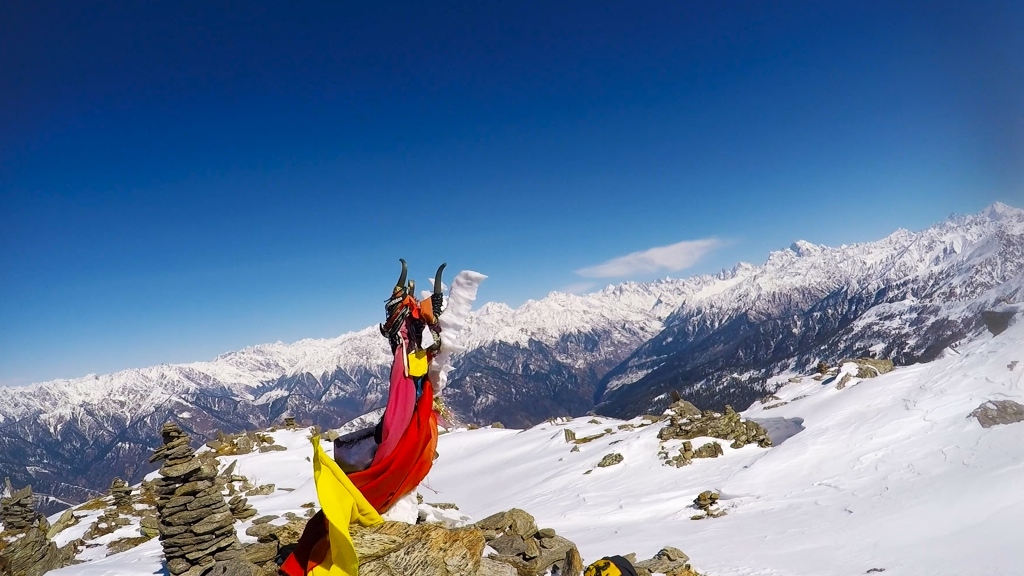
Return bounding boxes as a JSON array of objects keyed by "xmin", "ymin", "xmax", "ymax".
[
  {"xmin": 690, "ymin": 491, "xmax": 725, "ymax": 520},
  {"xmin": 228, "ymin": 495, "xmax": 257, "ymax": 521},
  {"xmin": 150, "ymin": 422, "xmax": 255, "ymax": 576},
  {"xmin": 110, "ymin": 477, "xmax": 133, "ymax": 508},
  {"xmin": 0, "ymin": 485, "xmax": 40, "ymax": 530}
]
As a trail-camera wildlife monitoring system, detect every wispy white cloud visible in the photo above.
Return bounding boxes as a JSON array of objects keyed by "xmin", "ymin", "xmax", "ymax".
[{"xmin": 576, "ymin": 237, "xmax": 725, "ymax": 278}]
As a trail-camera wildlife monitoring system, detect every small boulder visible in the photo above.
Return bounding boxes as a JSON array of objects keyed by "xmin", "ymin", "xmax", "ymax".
[{"xmin": 970, "ymin": 400, "xmax": 1024, "ymax": 428}]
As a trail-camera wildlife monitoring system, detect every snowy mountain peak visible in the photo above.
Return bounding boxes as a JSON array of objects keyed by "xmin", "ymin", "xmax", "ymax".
[
  {"xmin": 981, "ymin": 201, "xmax": 1024, "ymax": 222},
  {"xmin": 789, "ymin": 240, "xmax": 822, "ymax": 256}
]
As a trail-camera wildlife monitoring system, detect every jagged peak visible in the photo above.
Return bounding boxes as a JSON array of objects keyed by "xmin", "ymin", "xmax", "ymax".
[
  {"xmin": 981, "ymin": 201, "xmax": 1024, "ymax": 221},
  {"xmin": 789, "ymin": 240, "xmax": 822, "ymax": 256}
]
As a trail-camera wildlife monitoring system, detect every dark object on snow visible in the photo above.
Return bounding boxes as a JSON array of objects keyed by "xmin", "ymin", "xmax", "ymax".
[
  {"xmin": 333, "ymin": 426, "xmax": 378, "ymax": 474},
  {"xmin": 981, "ymin": 310, "xmax": 1015, "ymax": 336},
  {"xmin": 970, "ymin": 400, "xmax": 1024, "ymax": 428},
  {"xmin": 585, "ymin": 555, "xmax": 639, "ymax": 576}
]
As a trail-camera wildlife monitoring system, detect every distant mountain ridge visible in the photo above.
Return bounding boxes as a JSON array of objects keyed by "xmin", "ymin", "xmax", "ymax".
[
  {"xmin": 1, "ymin": 203, "xmax": 1022, "ymax": 511},
  {"xmin": 596, "ymin": 202, "xmax": 1024, "ymax": 416}
]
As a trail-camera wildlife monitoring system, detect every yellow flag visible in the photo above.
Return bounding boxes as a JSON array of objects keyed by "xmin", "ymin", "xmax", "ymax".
[
  {"xmin": 407, "ymin": 349, "xmax": 429, "ymax": 377},
  {"xmin": 310, "ymin": 435, "xmax": 384, "ymax": 575}
]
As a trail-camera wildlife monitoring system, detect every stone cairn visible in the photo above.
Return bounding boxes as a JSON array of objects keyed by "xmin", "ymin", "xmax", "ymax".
[
  {"xmin": 227, "ymin": 495, "xmax": 257, "ymax": 521},
  {"xmin": 82, "ymin": 475, "xmax": 139, "ymax": 537},
  {"xmin": 690, "ymin": 490, "xmax": 725, "ymax": 520},
  {"xmin": 110, "ymin": 477, "xmax": 133, "ymax": 509},
  {"xmin": 150, "ymin": 422, "xmax": 245, "ymax": 576},
  {"xmin": 0, "ymin": 484, "xmax": 40, "ymax": 531},
  {"xmin": 0, "ymin": 482, "xmax": 77, "ymax": 576}
]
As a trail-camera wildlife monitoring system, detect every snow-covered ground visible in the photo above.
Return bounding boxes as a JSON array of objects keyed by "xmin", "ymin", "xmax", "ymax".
[{"xmin": 47, "ymin": 318, "xmax": 1024, "ymax": 575}]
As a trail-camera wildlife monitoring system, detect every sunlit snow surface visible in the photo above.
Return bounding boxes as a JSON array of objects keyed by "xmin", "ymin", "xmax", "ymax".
[{"xmin": 50, "ymin": 319, "xmax": 1024, "ymax": 576}]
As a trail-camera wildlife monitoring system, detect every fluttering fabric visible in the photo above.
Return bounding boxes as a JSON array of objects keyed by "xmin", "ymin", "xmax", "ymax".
[
  {"xmin": 280, "ymin": 377, "xmax": 439, "ymax": 575},
  {"xmin": 279, "ymin": 437, "xmax": 383, "ymax": 576},
  {"xmin": 370, "ymin": 337, "xmax": 420, "ymax": 466},
  {"xmin": 349, "ymin": 378, "xmax": 438, "ymax": 511}
]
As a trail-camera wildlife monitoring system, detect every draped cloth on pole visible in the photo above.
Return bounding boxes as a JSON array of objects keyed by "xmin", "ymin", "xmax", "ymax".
[
  {"xmin": 280, "ymin": 381, "xmax": 438, "ymax": 576},
  {"xmin": 371, "ymin": 340, "xmax": 418, "ymax": 466}
]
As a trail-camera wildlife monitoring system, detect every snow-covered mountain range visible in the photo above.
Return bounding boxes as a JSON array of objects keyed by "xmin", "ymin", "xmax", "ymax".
[
  {"xmin": 28, "ymin": 301, "xmax": 1024, "ymax": 576},
  {"xmin": 1, "ymin": 203, "xmax": 1022, "ymax": 512}
]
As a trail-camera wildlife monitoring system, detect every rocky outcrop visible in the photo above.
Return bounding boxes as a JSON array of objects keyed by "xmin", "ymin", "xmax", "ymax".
[
  {"xmin": 46, "ymin": 509, "xmax": 79, "ymax": 540},
  {"xmin": 692, "ymin": 442, "xmax": 723, "ymax": 459},
  {"xmin": 473, "ymin": 508, "xmax": 583, "ymax": 576},
  {"xmin": 597, "ymin": 453, "xmax": 623, "ymax": 468},
  {"xmin": 0, "ymin": 526, "xmax": 79, "ymax": 576},
  {"xmin": 353, "ymin": 521, "xmax": 485, "ymax": 576},
  {"xmin": 83, "ymin": 506, "xmax": 132, "ymax": 539},
  {"xmin": 843, "ymin": 358, "xmax": 895, "ymax": 378},
  {"xmin": 0, "ymin": 483, "xmax": 78, "ymax": 576},
  {"xmin": 632, "ymin": 546, "xmax": 695, "ymax": 576},
  {"xmin": 658, "ymin": 402, "xmax": 772, "ymax": 448},
  {"xmin": 242, "ymin": 514, "xmax": 500, "ymax": 576},
  {"xmin": 970, "ymin": 400, "xmax": 1024, "ymax": 428},
  {"xmin": 150, "ymin": 422, "xmax": 258, "ymax": 576},
  {"xmin": 981, "ymin": 310, "xmax": 1016, "ymax": 336},
  {"xmin": 242, "ymin": 515, "xmax": 308, "ymax": 573}
]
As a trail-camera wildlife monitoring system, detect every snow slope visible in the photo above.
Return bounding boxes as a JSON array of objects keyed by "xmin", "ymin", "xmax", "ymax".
[
  {"xmin": 431, "ymin": 321, "xmax": 1024, "ymax": 575},
  {"xmin": 43, "ymin": 313, "xmax": 1024, "ymax": 575}
]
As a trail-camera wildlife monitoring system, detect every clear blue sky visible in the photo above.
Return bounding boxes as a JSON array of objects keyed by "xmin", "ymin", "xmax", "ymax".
[{"xmin": 2, "ymin": 1, "xmax": 1021, "ymax": 386}]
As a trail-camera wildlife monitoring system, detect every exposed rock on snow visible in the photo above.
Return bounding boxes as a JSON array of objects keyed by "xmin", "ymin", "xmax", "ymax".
[
  {"xmin": 969, "ymin": 400, "xmax": 1024, "ymax": 428},
  {"xmin": 981, "ymin": 310, "xmax": 1016, "ymax": 336},
  {"xmin": 657, "ymin": 402, "xmax": 772, "ymax": 449},
  {"xmin": 691, "ymin": 491, "xmax": 725, "ymax": 520},
  {"xmin": 597, "ymin": 453, "xmax": 624, "ymax": 468},
  {"xmin": 843, "ymin": 357, "xmax": 895, "ymax": 378},
  {"xmin": 633, "ymin": 546, "xmax": 695, "ymax": 576},
  {"xmin": 472, "ymin": 508, "xmax": 585, "ymax": 576}
]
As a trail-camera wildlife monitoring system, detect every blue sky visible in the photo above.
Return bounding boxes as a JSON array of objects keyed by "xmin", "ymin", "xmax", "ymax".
[{"xmin": 2, "ymin": 1, "xmax": 1022, "ymax": 386}]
